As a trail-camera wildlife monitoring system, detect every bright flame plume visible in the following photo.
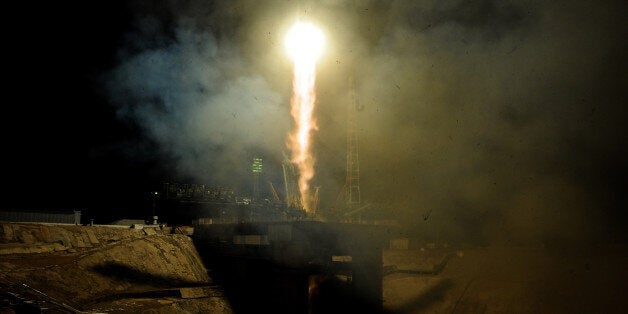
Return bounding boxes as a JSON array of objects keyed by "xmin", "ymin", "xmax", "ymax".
[{"xmin": 284, "ymin": 20, "xmax": 325, "ymax": 213}]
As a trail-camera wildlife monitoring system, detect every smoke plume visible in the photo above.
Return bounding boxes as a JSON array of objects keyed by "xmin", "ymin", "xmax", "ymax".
[
  {"xmin": 107, "ymin": 16, "xmax": 290, "ymax": 192},
  {"xmin": 105, "ymin": 0, "xmax": 626, "ymax": 245}
]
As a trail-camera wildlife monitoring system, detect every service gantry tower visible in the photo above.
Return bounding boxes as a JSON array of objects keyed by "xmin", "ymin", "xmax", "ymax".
[{"xmin": 345, "ymin": 76, "xmax": 361, "ymax": 209}]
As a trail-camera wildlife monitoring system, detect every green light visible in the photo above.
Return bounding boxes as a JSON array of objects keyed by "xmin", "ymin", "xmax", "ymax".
[{"xmin": 252, "ymin": 158, "xmax": 263, "ymax": 173}]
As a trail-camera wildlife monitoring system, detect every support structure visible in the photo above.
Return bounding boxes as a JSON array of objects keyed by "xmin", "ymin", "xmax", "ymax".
[
  {"xmin": 345, "ymin": 76, "xmax": 361, "ymax": 210},
  {"xmin": 282, "ymin": 153, "xmax": 303, "ymax": 210},
  {"xmin": 193, "ymin": 221, "xmax": 394, "ymax": 313}
]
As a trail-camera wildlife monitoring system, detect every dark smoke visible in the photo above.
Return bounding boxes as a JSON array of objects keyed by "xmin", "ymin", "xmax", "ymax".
[{"xmin": 105, "ymin": 0, "xmax": 626, "ymax": 246}]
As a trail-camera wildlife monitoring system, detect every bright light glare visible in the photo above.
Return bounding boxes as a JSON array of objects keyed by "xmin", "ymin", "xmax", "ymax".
[{"xmin": 284, "ymin": 20, "xmax": 326, "ymax": 63}]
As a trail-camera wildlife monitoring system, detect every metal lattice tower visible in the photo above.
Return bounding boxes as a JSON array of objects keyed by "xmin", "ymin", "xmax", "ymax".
[
  {"xmin": 345, "ymin": 76, "xmax": 361, "ymax": 209},
  {"xmin": 282, "ymin": 153, "xmax": 303, "ymax": 210}
]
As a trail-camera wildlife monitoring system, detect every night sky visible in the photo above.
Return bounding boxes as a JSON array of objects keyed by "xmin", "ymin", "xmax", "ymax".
[{"xmin": 2, "ymin": 1, "xmax": 626, "ymax": 244}]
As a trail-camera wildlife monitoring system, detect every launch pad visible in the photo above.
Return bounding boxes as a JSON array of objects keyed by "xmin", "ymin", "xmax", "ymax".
[{"xmin": 193, "ymin": 220, "xmax": 397, "ymax": 313}]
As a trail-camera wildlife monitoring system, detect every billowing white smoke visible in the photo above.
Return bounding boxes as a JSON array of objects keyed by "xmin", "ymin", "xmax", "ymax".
[{"xmin": 107, "ymin": 23, "xmax": 289, "ymax": 188}]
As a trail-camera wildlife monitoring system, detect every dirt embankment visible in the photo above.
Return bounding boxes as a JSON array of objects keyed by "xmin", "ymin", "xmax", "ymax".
[{"xmin": 0, "ymin": 223, "xmax": 232, "ymax": 313}]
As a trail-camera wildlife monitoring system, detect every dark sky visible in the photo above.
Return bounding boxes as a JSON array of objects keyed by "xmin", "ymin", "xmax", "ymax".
[
  {"xmin": 4, "ymin": 2, "xmax": 123, "ymax": 204},
  {"xmin": 2, "ymin": 0, "xmax": 626, "ymax": 244}
]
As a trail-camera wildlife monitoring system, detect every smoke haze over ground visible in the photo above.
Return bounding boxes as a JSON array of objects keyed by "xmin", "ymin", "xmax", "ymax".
[{"xmin": 3, "ymin": 0, "xmax": 626, "ymax": 246}]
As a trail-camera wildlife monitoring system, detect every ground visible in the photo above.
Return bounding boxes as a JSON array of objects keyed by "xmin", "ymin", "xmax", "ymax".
[
  {"xmin": 383, "ymin": 244, "xmax": 628, "ymax": 313},
  {"xmin": 1, "ymin": 223, "xmax": 627, "ymax": 313},
  {"xmin": 0, "ymin": 223, "xmax": 231, "ymax": 313}
]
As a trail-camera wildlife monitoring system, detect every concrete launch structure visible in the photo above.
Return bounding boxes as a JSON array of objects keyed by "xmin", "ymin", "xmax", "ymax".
[{"xmin": 193, "ymin": 220, "xmax": 396, "ymax": 313}]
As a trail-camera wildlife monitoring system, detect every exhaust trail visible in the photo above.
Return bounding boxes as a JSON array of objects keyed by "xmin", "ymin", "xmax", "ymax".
[{"xmin": 284, "ymin": 20, "xmax": 325, "ymax": 213}]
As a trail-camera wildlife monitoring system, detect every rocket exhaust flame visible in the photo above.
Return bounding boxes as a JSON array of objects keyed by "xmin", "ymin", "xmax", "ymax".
[{"xmin": 284, "ymin": 21, "xmax": 325, "ymax": 213}]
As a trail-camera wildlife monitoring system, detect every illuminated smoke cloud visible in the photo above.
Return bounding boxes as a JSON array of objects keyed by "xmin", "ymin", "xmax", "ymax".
[
  {"xmin": 105, "ymin": 0, "xmax": 626, "ymax": 245},
  {"xmin": 107, "ymin": 19, "xmax": 290, "ymax": 190}
]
